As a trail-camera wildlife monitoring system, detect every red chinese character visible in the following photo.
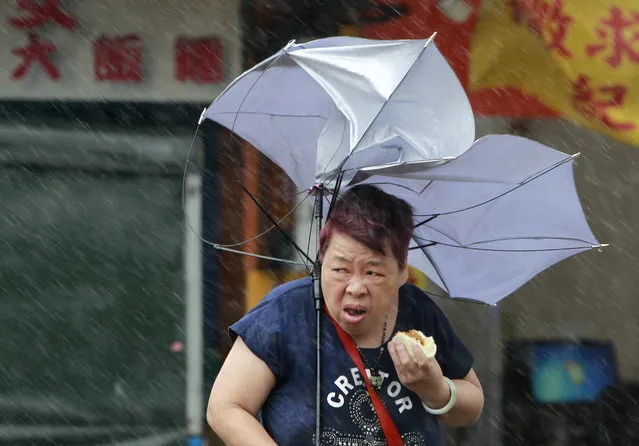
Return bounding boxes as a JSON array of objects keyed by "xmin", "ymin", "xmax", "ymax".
[
  {"xmin": 175, "ymin": 37, "xmax": 223, "ymax": 84},
  {"xmin": 11, "ymin": 33, "xmax": 59, "ymax": 80},
  {"xmin": 93, "ymin": 35, "xmax": 143, "ymax": 82},
  {"xmin": 9, "ymin": 0, "xmax": 76, "ymax": 30},
  {"xmin": 572, "ymin": 75, "xmax": 635, "ymax": 131},
  {"xmin": 585, "ymin": 7, "xmax": 639, "ymax": 68},
  {"xmin": 510, "ymin": 0, "xmax": 573, "ymax": 57}
]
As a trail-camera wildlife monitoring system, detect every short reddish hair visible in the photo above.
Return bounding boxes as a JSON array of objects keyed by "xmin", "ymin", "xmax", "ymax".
[{"xmin": 319, "ymin": 185, "xmax": 414, "ymax": 269}]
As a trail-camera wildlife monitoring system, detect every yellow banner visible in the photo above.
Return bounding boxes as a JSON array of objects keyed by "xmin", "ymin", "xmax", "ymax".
[{"xmin": 470, "ymin": 0, "xmax": 639, "ymax": 145}]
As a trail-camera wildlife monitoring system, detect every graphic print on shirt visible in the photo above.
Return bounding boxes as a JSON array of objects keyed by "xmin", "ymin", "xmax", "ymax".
[{"xmin": 319, "ymin": 366, "xmax": 427, "ymax": 446}]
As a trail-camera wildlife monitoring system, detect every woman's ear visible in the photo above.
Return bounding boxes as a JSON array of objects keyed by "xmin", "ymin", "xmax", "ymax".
[{"xmin": 401, "ymin": 263, "xmax": 409, "ymax": 284}]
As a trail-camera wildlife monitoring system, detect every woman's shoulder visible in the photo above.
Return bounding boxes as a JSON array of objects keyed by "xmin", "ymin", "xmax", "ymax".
[
  {"xmin": 230, "ymin": 276, "xmax": 313, "ymax": 340},
  {"xmin": 399, "ymin": 282, "xmax": 439, "ymax": 311},
  {"xmin": 248, "ymin": 276, "xmax": 313, "ymax": 314},
  {"xmin": 398, "ymin": 282, "xmax": 454, "ymax": 329},
  {"xmin": 264, "ymin": 276, "xmax": 312, "ymax": 302}
]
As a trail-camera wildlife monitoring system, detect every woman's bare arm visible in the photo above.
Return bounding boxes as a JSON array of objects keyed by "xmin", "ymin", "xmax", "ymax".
[
  {"xmin": 207, "ymin": 337, "xmax": 278, "ymax": 446},
  {"xmin": 426, "ymin": 368, "xmax": 484, "ymax": 427}
]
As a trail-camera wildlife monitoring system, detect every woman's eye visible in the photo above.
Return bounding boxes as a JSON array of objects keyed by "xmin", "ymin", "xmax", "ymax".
[{"xmin": 366, "ymin": 271, "xmax": 381, "ymax": 276}]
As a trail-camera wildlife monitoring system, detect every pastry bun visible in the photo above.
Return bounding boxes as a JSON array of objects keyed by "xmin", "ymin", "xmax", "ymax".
[{"xmin": 394, "ymin": 330, "xmax": 437, "ymax": 360}]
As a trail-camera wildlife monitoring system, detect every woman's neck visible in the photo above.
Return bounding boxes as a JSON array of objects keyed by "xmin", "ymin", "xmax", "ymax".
[{"xmin": 353, "ymin": 303, "xmax": 399, "ymax": 348}]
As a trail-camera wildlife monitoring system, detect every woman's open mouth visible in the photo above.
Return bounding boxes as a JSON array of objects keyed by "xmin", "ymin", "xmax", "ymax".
[{"xmin": 343, "ymin": 306, "xmax": 368, "ymax": 324}]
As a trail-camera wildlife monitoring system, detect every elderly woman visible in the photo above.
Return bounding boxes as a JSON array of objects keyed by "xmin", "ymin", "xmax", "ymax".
[{"xmin": 207, "ymin": 185, "xmax": 484, "ymax": 445}]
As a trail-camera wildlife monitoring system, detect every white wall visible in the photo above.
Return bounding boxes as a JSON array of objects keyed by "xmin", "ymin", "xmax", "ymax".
[
  {"xmin": 500, "ymin": 118, "xmax": 639, "ymax": 382},
  {"xmin": 0, "ymin": 0, "xmax": 241, "ymax": 102}
]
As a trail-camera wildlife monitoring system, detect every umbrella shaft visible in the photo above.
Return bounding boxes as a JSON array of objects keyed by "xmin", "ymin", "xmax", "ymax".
[{"xmin": 313, "ymin": 188, "xmax": 323, "ymax": 446}]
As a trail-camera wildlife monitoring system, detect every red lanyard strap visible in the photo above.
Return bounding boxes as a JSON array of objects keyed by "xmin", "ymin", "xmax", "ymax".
[{"xmin": 324, "ymin": 304, "xmax": 405, "ymax": 446}]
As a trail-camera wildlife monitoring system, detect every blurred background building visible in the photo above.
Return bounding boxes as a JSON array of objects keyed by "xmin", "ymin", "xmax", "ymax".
[
  {"xmin": 1, "ymin": 0, "xmax": 638, "ymax": 445},
  {"xmin": 0, "ymin": 1, "xmax": 242, "ymax": 444}
]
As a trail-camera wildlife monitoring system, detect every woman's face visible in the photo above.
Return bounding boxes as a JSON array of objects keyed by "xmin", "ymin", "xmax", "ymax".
[{"xmin": 321, "ymin": 230, "xmax": 408, "ymax": 342}]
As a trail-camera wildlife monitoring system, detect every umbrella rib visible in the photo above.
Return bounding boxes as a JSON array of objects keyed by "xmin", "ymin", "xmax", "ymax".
[
  {"xmin": 413, "ymin": 215, "xmax": 437, "ymax": 229},
  {"xmin": 408, "ymin": 286, "xmax": 497, "ymax": 307},
  {"xmin": 416, "ymin": 224, "xmax": 464, "ymax": 246},
  {"xmin": 239, "ymin": 182, "xmax": 314, "ymax": 265},
  {"xmin": 414, "ymin": 154, "xmax": 575, "ymax": 217},
  {"xmin": 358, "ymin": 179, "xmax": 446, "ymax": 233},
  {"xmin": 303, "ymin": 174, "xmax": 338, "ymax": 265},
  {"xmin": 351, "ymin": 179, "xmax": 449, "ymax": 231},
  {"xmin": 412, "ymin": 238, "xmax": 598, "ymax": 252},
  {"xmin": 228, "ymin": 51, "xmax": 291, "ymax": 145},
  {"xmin": 421, "ymin": 245, "xmax": 451, "ymax": 296},
  {"xmin": 325, "ymin": 171, "xmax": 345, "ymax": 221},
  {"xmin": 411, "ymin": 235, "xmax": 451, "ymax": 295},
  {"xmin": 335, "ymin": 37, "xmax": 435, "ymax": 181},
  {"xmin": 181, "ymin": 124, "xmax": 203, "ymax": 252},
  {"xmin": 409, "ymin": 242, "xmax": 436, "ymax": 250},
  {"xmin": 352, "ymin": 40, "xmax": 433, "ymax": 151},
  {"xmin": 465, "ymin": 235, "xmax": 596, "ymax": 247},
  {"xmin": 428, "ymin": 292, "xmax": 497, "ymax": 307},
  {"xmin": 306, "ymin": 172, "xmax": 345, "ymax": 262},
  {"xmin": 209, "ymin": 110, "xmax": 327, "ymax": 119},
  {"xmin": 364, "ymin": 180, "xmax": 434, "ymax": 196},
  {"xmin": 212, "ymin": 190, "xmax": 312, "ymax": 249},
  {"xmin": 306, "ymin": 209, "xmax": 314, "ymax": 262},
  {"xmin": 210, "ymin": 245, "xmax": 308, "ymax": 266},
  {"xmin": 316, "ymin": 118, "xmax": 349, "ymax": 179}
]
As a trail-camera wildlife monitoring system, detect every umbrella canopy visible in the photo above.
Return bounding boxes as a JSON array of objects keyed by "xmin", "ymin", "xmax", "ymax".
[
  {"xmin": 203, "ymin": 34, "xmax": 475, "ymax": 189},
  {"xmin": 349, "ymin": 134, "xmax": 601, "ymax": 305},
  {"xmin": 202, "ymin": 35, "xmax": 602, "ymax": 306}
]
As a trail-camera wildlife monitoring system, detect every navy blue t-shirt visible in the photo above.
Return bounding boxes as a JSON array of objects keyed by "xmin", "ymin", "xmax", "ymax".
[{"xmin": 230, "ymin": 277, "xmax": 473, "ymax": 446}]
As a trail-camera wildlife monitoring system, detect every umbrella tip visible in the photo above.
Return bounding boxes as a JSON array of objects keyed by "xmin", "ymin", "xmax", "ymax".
[
  {"xmin": 198, "ymin": 107, "xmax": 207, "ymax": 125},
  {"xmin": 571, "ymin": 152, "xmax": 581, "ymax": 158},
  {"xmin": 425, "ymin": 32, "xmax": 438, "ymax": 47},
  {"xmin": 592, "ymin": 243, "xmax": 610, "ymax": 251}
]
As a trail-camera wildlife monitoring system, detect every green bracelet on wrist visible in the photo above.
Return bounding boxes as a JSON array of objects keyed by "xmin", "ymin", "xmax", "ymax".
[{"xmin": 422, "ymin": 377, "xmax": 457, "ymax": 415}]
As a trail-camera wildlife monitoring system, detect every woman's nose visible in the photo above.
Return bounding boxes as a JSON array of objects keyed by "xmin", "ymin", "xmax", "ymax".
[{"xmin": 346, "ymin": 276, "xmax": 366, "ymax": 296}]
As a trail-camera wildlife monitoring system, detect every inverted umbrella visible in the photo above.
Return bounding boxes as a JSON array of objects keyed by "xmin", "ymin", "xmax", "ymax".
[
  {"xmin": 349, "ymin": 134, "xmax": 604, "ymax": 305},
  {"xmin": 203, "ymin": 34, "xmax": 475, "ymax": 189},
  {"xmin": 197, "ymin": 34, "xmax": 602, "ymax": 446}
]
